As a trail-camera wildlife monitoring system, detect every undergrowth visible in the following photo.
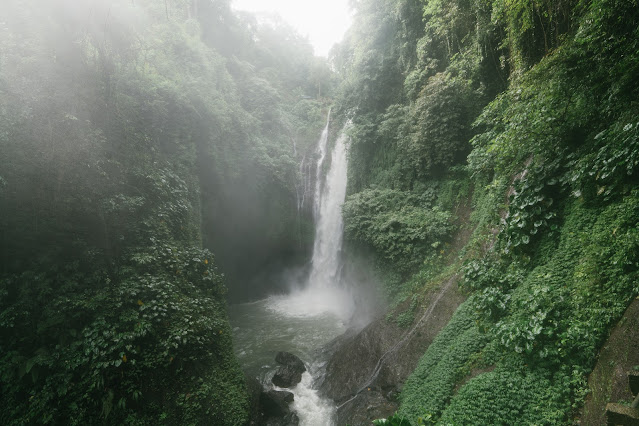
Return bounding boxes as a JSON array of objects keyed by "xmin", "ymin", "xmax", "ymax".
[{"xmin": 397, "ymin": 188, "xmax": 639, "ymax": 425}]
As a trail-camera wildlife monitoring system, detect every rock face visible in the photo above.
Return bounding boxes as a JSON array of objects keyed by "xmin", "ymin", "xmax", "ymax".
[
  {"xmin": 580, "ymin": 298, "xmax": 639, "ymax": 425},
  {"xmin": 272, "ymin": 352, "xmax": 307, "ymax": 388},
  {"xmin": 335, "ymin": 387, "xmax": 399, "ymax": 425},
  {"xmin": 261, "ymin": 390, "xmax": 295, "ymax": 417},
  {"xmin": 260, "ymin": 390, "xmax": 298, "ymax": 426},
  {"xmin": 319, "ymin": 276, "xmax": 465, "ymax": 425}
]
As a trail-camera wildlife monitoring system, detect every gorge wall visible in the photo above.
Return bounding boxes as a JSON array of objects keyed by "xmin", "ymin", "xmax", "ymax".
[{"xmin": 322, "ymin": 0, "xmax": 639, "ymax": 424}]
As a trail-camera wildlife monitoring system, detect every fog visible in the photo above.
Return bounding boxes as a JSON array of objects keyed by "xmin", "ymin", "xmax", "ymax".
[
  {"xmin": 1, "ymin": 0, "xmax": 342, "ymax": 298},
  {"xmin": 0, "ymin": 1, "xmax": 385, "ymax": 423}
]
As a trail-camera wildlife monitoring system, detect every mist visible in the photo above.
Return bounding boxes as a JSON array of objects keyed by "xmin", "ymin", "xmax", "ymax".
[{"xmin": 0, "ymin": 0, "xmax": 365, "ymax": 424}]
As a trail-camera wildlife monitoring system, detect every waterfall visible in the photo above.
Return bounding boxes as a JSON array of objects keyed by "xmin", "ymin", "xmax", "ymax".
[
  {"xmin": 312, "ymin": 110, "xmax": 331, "ymax": 218},
  {"xmin": 296, "ymin": 109, "xmax": 330, "ymax": 215},
  {"xmin": 307, "ymin": 127, "xmax": 348, "ymax": 290},
  {"xmin": 252, "ymin": 118, "xmax": 353, "ymax": 426},
  {"xmin": 268, "ymin": 120, "xmax": 353, "ymax": 320}
]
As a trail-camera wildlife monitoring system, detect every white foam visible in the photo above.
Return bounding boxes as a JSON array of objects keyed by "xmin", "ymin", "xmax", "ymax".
[
  {"xmin": 265, "ymin": 286, "xmax": 354, "ymax": 321},
  {"xmin": 289, "ymin": 372, "xmax": 337, "ymax": 426}
]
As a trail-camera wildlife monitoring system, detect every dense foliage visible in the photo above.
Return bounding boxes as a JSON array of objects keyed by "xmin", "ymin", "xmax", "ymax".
[
  {"xmin": 0, "ymin": 0, "xmax": 332, "ymax": 423},
  {"xmin": 2, "ymin": 0, "xmax": 638, "ymax": 423},
  {"xmin": 335, "ymin": 0, "xmax": 639, "ymax": 423},
  {"xmin": 343, "ymin": 188, "xmax": 452, "ymax": 273}
]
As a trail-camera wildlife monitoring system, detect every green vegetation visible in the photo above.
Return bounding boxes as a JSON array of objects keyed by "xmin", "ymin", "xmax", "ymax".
[
  {"xmin": 343, "ymin": 188, "xmax": 452, "ymax": 273},
  {"xmin": 399, "ymin": 301, "xmax": 487, "ymax": 422},
  {"xmin": 334, "ymin": 0, "xmax": 639, "ymax": 423},
  {"xmin": 0, "ymin": 0, "xmax": 333, "ymax": 423},
  {"xmin": 2, "ymin": 0, "xmax": 638, "ymax": 423}
]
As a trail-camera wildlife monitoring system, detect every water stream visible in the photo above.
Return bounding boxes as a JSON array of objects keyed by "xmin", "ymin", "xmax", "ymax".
[{"xmin": 229, "ymin": 115, "xmax": 351, "ymax": 425}]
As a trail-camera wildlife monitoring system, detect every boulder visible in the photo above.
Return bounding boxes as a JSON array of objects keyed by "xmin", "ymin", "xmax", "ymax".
[
  {"xmin": 272, "ymin": 366, "xmax": 303, "ymax": 388},
  {"xmin": 275, "ymin": 352, "xmax": 306, "ymax": 371},
  {"xmin": 272, "ymin": 352, "xmax": 306, "ymax": 388},
  {"xmin": 261, "ymin": 389, "xmax": 295, "ymax": 418},
  {"xmin": 261, "ymin": 390, "xmax": 299, "ymax": 426},
  {"xmin": 270, "ymin": 390, "xmax": 294, "ymax": 404},
  {"xmin": 265, "ymin": 412, "xmax": 299, "ymax": 426}
]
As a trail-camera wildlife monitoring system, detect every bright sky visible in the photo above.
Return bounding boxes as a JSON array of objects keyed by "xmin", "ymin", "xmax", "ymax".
[{"xmin": 232, "ymin": 0, "xmax": 352, "ymax": 57}]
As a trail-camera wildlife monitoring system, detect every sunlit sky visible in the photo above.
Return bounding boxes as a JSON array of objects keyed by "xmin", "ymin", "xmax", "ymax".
[{"xmin": 232, "ymin": 0, "xmax": 352, "ymax": 57}]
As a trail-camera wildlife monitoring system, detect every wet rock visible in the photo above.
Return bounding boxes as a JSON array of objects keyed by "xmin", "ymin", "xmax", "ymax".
[
  {"xmin": 261, "ymin": 390, "xmax": 295, "ymax": 418},
  {"xmin": 264, "ymin": 412, "xmax": 299, "ymax": 426},
  {"xmin": 320, "ymin": 276, "xmax": 465, "ymax": 424},
  {"xmin": 272, "ymin": 366, "xmax": 303, "ymax": 388},
  {"xmin": 270, "ymin": 390, "xmax": 294, "ymax": 404},
  {"xmin": 272, "ymin": 352, "xmax": 306, "ymax": 388},
  {"xmin": 286, "ymin": 412, "xmax": 300, "ymax": 426},
  {"xmin": 261, "ymin": 390, "xmax": 298, "ymax": 426},
  {"xmin": 275, "ymin": 352, "xmax": 306, "ymax": 371},
  {"xmin": 249, "ymin": 387, "xmax": 299, "ymax": 426}
]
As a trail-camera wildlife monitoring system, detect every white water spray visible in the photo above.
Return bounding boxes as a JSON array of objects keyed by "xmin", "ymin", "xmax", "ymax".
[
  {"xmin": 289, "ymin": 371, "xmax": 337, "ymax": 425},
  {"xmin": 296, "ymin": 110, "xmax": 329, "ymax": 224},
  {"xmin": 308, "ymin": 126, "xmax": 347, "ymax": 290},
  {"xmin": 268, "ymin": 119, "xmax": 353, "ymax": 321}
]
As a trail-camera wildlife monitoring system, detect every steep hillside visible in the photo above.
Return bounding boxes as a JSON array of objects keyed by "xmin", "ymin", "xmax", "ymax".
[{"xmin": 327, "ymin": 0, "xmax": 639, "ymax": 424}]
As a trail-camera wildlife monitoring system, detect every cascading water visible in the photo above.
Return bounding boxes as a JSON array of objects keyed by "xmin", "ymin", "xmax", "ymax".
[
  {"xmin": 312, "ymin": 110, "xmax": 331, "ymax": 217},
  {"xmin": 296, "ymin": 109, "xmax": 330, "ymax": 215},
  {"xmin": 309, "ymin": 124, "xmax": 347, "ymax": 289},
  {"xmin": 269, "ymin": 118, "xmax": 354, "ymax": 319},
  {"xmin": 229, "ymin": 114, "xmax": 353, "ymax": 426}
]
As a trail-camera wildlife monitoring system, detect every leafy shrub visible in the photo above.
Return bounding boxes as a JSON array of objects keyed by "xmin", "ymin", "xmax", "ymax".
[
  {"xmin": 0, "ymin": 245, "xmax": 249, "ymax": 425},
  {"xmin": 497, "ymin": 195, "xmax": 639, "ymax": 367},
  {"xmin": 502, "ymin": 164, "xmax": 561, "ymax": 256},
  {"xmin": 343, "ymin": 189, "xmax": 453, "ymax": 274},
  {"xmin": 398, "ymin": 74, "xmax": 474, "ymax": 179},
  {"xmin": 566, "ymin": 113, "xmax": 639, "ymax": 202}
]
